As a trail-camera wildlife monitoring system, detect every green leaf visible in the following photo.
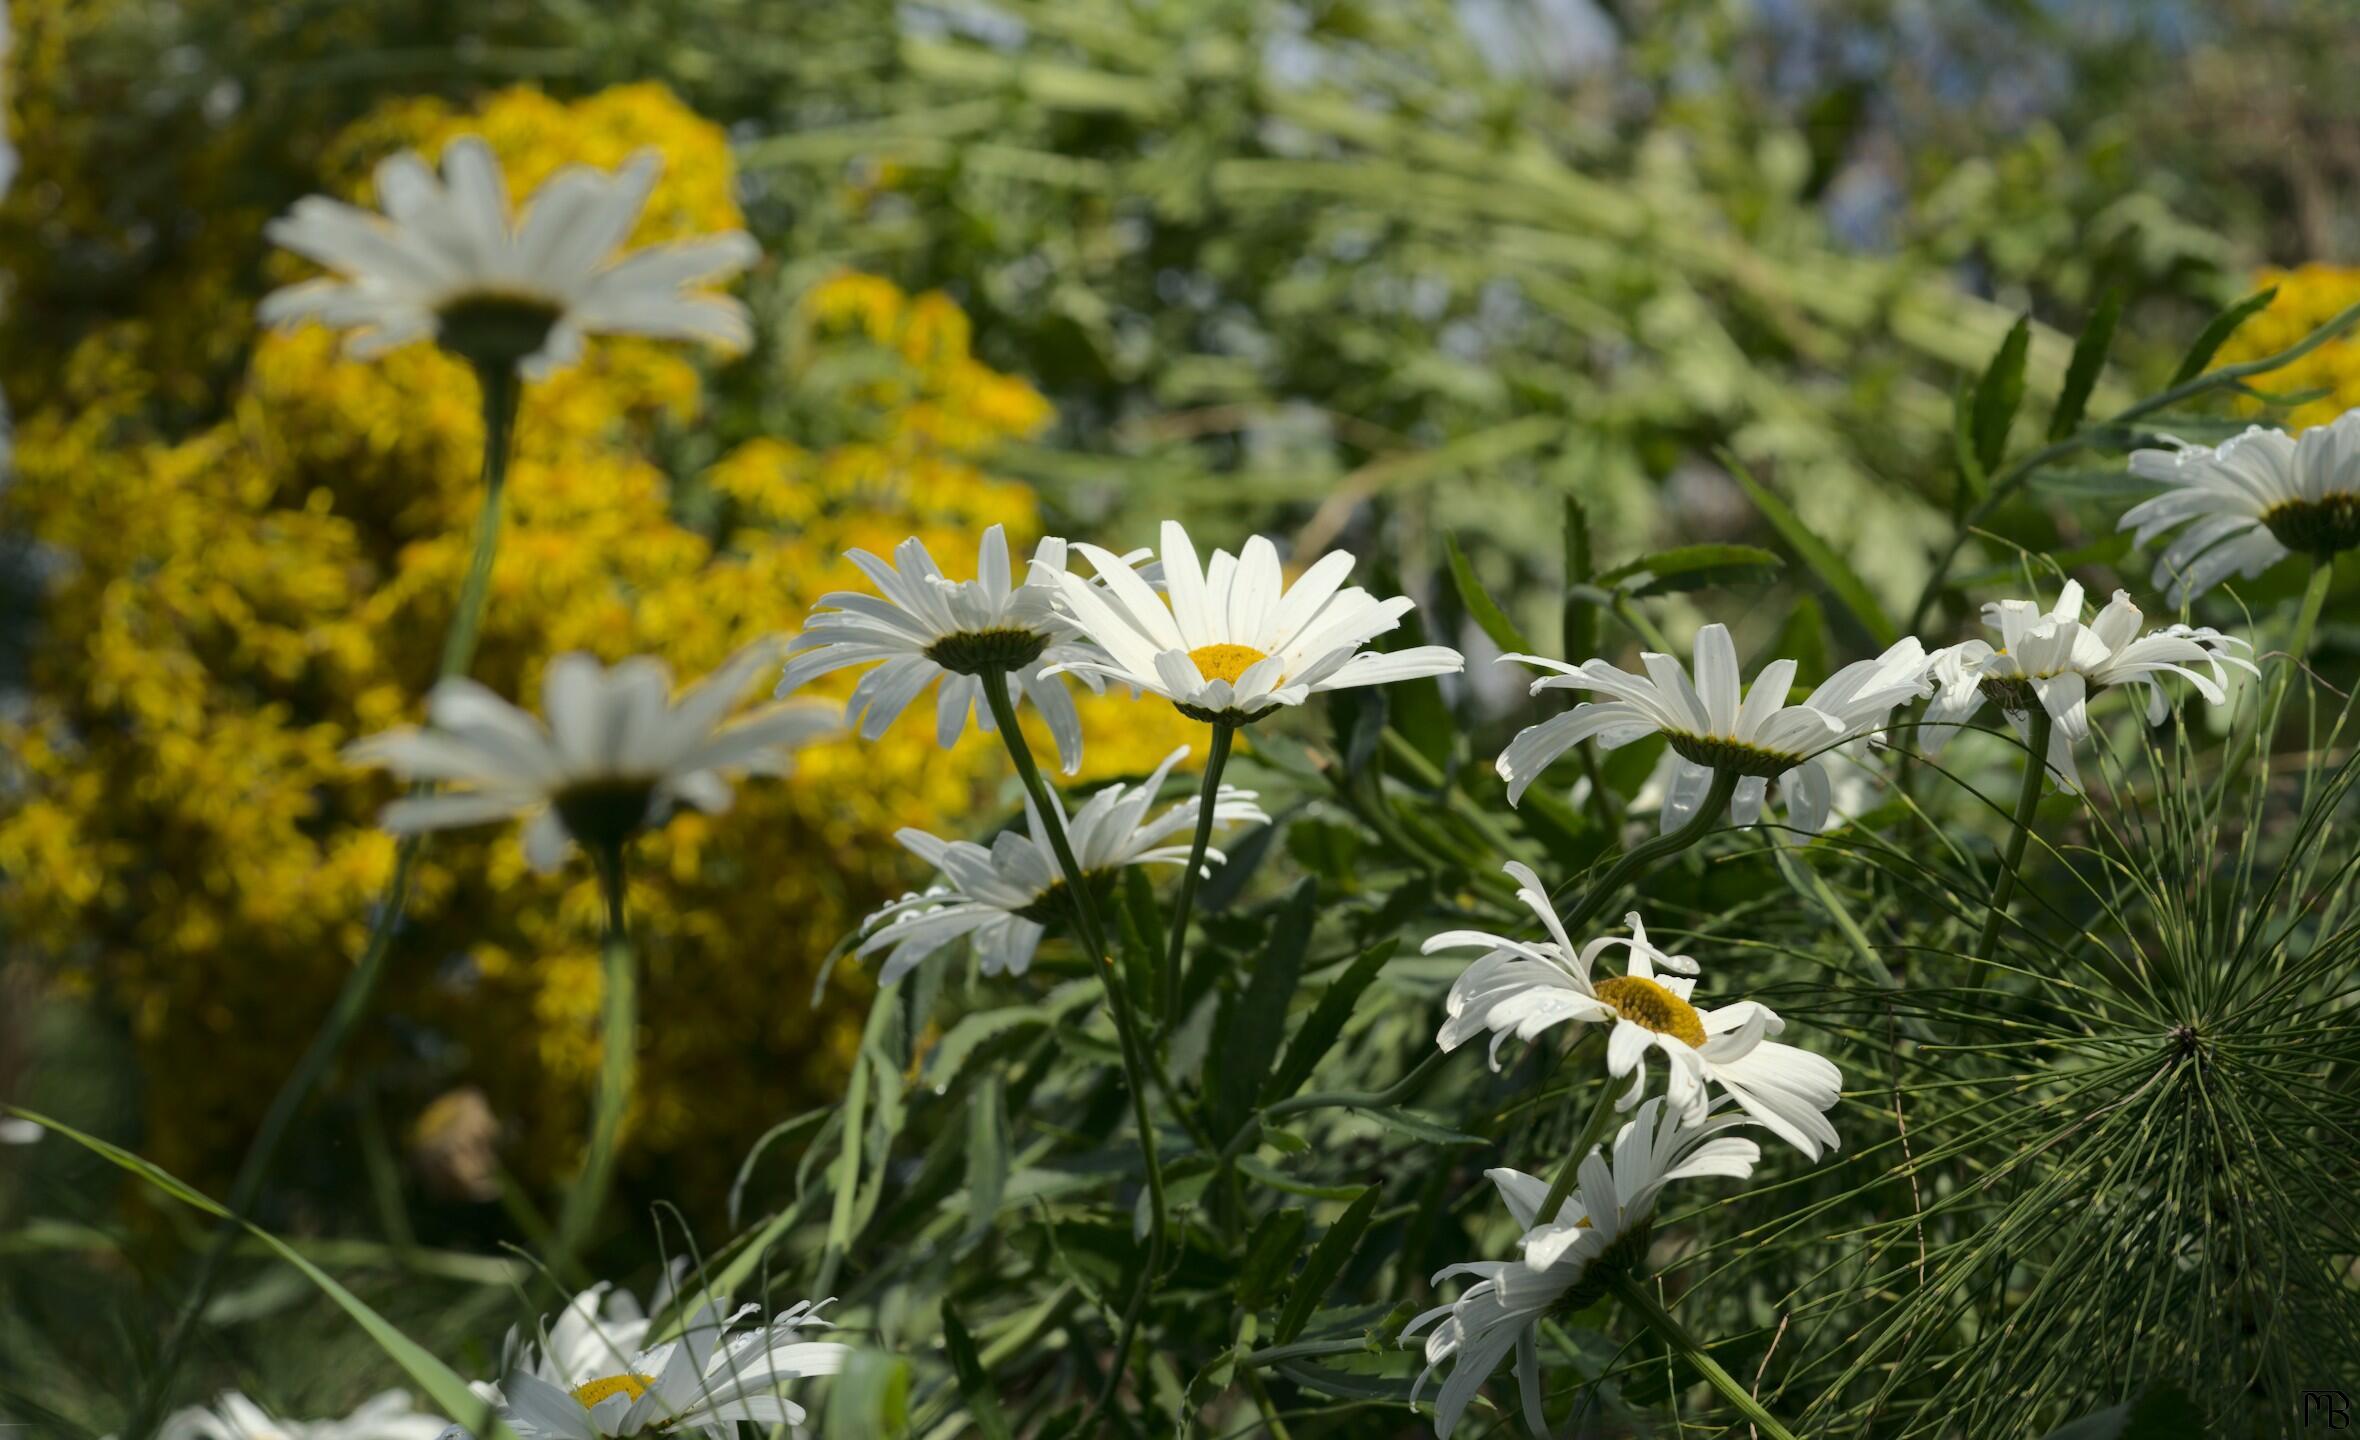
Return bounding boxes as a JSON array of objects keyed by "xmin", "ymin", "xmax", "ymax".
[
  {"xmin": 2050, "ymin": 286, "xmax": 2123, "ymax": 440},
  {"xmin": 1768, "ymin": 593, "xmax": 1829, "ymax": 686},
  {"xmin": 2171, "ymin": 286, "xmax": 2277, "ymax": 386},
  {"xmin": 1117, "ymin": 867, "xmax": 1165, "ymax": 1019},
  {"xmin": 1951, "ymin": 377, "xmax": 1988, "ymax": 505},
  {"xmin": 1274, "ymin": 1185, "xmax": 1381, "ymax": 1343},
  {"xmin": 1598, "ymin": 544, "xmax": 1784, "ymax": 597},
  {"xmin": 8, "ymin": 1107, "xmax": 520, "ymax": 1440},
  {"xmin": 1971, "ymin": 313, "xmax": 2031, "ymax": 475},
  {"xmin": 1444, "ymin": 531, "xmax": 1533, "ymax": 654},
  {"xmin": 1263, "ymin": 938, "xmax": 1397, "ymax": 1103},
  {"xmin": 1234, "ymin": 1156, "xmax": 1369, "ymax": 1201},
  {"xmin": 1237, "ymin": 1207, "xmax": 1311, "ymax": 1309},
  {"xmin": 1561, "ymin": 496, "xmax": 1598, "ymax": 660},
  {"xmin": 1721, "ymin": 450, "xmax": 1898, "ymax": 648},
  {"xmin": 941, "ymin": 1301, "xmax": 1015, "ymax": 1440},
  {"xmin": 963, "ymin": 1076, "xmax": 1008, "ymax": 1245},
  {"xmin": 1360, "ymin": 1106, "xmax": 1486, "ymax": 1147},
  {"xmin": 822, "ymin": 1348, "xmax": 912, "ymax": 1440},
  {"xmin": 727, "ymin": 1107, "xmax": 828, "ymax": 1225},
  {"xmin": 1211, "ymin": 879, "xmax": 1316, "ymax": 1136},
  {"xmin": 924, "ymin": 981, "xmax": 1095, "ymax": 1089},
  {"xmin": 2038, "ymin": 1386, "xmax": 2202, "ymax": 1440}
]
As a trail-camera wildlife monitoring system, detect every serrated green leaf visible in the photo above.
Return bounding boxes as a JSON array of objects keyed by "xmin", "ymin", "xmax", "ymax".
[
  {"xmin": 1972, "ymin": 313, "xmax": 2031, "ymax": 475},
  {"xmin": 2050, "ymin": 287, "xmax": 2123, "ymax": 440},
  {"xmin": 1212, "ymin": 879, "xmax": 1316, "ymax": 1136},
  {"xmin": 924, "ymin": 981, "xmax": 1095, "ymax": 1090},
  {"xmin": 941, "ymin": 1301, "xmax": 1014, "ymax": 1440},
  {"xmin": 1235, "ymin": 1156, "xmax": 1370, "ymax": 1200},
  {"xmin": 1722, "ymin": 451, "xmax": 1898, "ymax": 648},
  {"xmin": 1237, "ymin": 1208, "xmax": 1311, "ymax": 1309},
  {"xmin": 2171, "ymin": 286, "xmax": 2277, "ymax": 386},
  {"xmin": 1360, "ymin": 1106, "xmax": 1486, "ymax": 1147},
  {"xmin": 1263, "ymin": 938, "xmax": 1397, "ymax": 1103},
  {"xmin": 1274, "ymin": 1185, "xmax": 1380, "ymax": 1343},
  {"xmin": 1444, "ymin": 530, "xmax": 1533, "ymax": 655},
  {"xmin": 1600, "ymin": 544, "xmax": 1784, "ymax": 597}
]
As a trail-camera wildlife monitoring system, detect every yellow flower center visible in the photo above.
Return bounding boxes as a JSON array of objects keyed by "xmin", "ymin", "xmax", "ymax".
[
  {"xmin": 1593, "ymin": 974, "xmax": 1707, "ymax": 1048},
  {"xmin": 571, "ymin": 1374, "xmax": 656, "ymax": 1409},
  {"xmin": 1189, "ymin": 643, "xmax": 1270, "ymax": 684}
]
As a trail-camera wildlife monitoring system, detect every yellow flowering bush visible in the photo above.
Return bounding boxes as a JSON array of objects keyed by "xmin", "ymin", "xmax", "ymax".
[
  {"xmin": 0, "ymin": 81, "xmax": 1190, "ymax": 1201},
  {"xmin": 2217, "ymin": 263, "xmax": 2360, "ymax": 431}
]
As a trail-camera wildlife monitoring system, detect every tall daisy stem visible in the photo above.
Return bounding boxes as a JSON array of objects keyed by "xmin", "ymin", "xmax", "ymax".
[
  {"xmin": 1161, "ymin": 720, "xmax": 1237, "ymax": 1027},
  {"xmin": 977, "ymin": 669, "xmax": 1169, "ymax": 1427},
  {"xmin": 555, "ymin": 843, "xmax": 637, "ymax": 1270},
  {"xmin": 1976, "ymin": 706, "xmax": 2053, "ymax": 957},
  {"xmin": 128, "ymin": 360, "xmax": 522, "ymax": 1440},
  {"xmin": 1538, "ymin": 1060, "xmax": 1625, "ymax": 1223},
  {"xmin": 1612, "ymin": 1274, "xmax": 1805, "ymax": 1440},
  {"xmin": 1549, "ymin": 769, "xmax": 1739, "ymax": 926}
]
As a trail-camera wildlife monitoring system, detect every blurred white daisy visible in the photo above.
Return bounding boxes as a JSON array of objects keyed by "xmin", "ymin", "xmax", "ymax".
[
  {"xmin": 259, "ymin": 136, "xmax": 758, "ymax": 378},
  {"xmin": 473, "ymin": 1280, "xmax": 845, "ymax": 1439},
  {"xmin": 1498, "ymin": 624, "xmax": 1929, "ymax": 835},
  {"xmin": 777, "ymin": 526, "xmax": 1108, "ymax": 774},
  {"xmin": 1404, "ymin": 1097, "xmax": 1762, "ymax": 1437},
  {"xmin": 143, "ymin": 1389, "xmax": 447, "ymax": 1440},
  {"xmin": 346, "ymin": 641, "xmax": 835, "ymax": 870},
  {"xmin": 1425, "ymin": 863, "xmax": 1844, "ymax": 1159},
  {"xmin": 1045, "ymin": 520, "xmax": 1464, "ymax": 723},
  {"xmin": 2122, "ymin": 412, "xmax": 2360, "ymax": 605},
  {"xmin": 1923, "ymin": 581, "xmax": 2254, "ymax": 789},
  {"xmin": 856, "ymin": 746, "xmax": 1268, "ymax": 983}
]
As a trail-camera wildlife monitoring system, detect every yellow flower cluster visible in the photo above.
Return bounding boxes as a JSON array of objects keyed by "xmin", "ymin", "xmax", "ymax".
[
  {"xmin": 2216, "ymin": 264, "xmax": 2360, "ymax": 432},
  {"xmin": 0, "ymin": 81, "xmax": 1191, "ymax": 1201}
]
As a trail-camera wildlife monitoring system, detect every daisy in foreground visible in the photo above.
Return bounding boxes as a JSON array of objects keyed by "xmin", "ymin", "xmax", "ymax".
[
  {"xmin": 1405, "ymin": 1098, "xmax": 1763, "ymax": 1437},
  {"xmin": 258, "ymin": 135, "xmax": 758, "ymax": 377},
  {"xmin": 143, "ymin": 1389, "xmax": 448, "ymax": 1440},
  {"xmin": 470, "ymin": 1282, "xmax": 846, "ymax": 1439},
  {"xmin": 1046, "ymin": 521, "xmax": 1465, "ymax": 724},
  {"xmin": 855, "ymin": 746, "xmax": 1267, "ymax": 983},
  {"xmin": 777, "ymin": 526, "xmax": 1107, "ymax": 774},
  {"xmin": 1497, "ymin": 623, "xmax": 1930, "ymax": 834},
  {"xmin": 1425, "ymin": 863, "xmax": 1843, "ymax": 1159},
  {"xmin": 2122, "ymin": 410, "xmax": 2360, "ymax": 604},
  {"xmin": 1923, "ymin": 581, "xmax": 2254, "ymax": 788},
  {"xmin": 346, "ymin": 641, "xmax": 835, "ymax": 870}
]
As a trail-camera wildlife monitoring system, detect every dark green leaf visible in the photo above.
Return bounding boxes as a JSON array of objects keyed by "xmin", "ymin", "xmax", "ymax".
[
  {"xmin": 1971, "ymin": 313, "xmax": 2031, "ymax": 475},
  {"xmin": 2050, "ymin": 286, "xmax": 2123, "ymax": 440},
  {"xmin": 1951, "ymin": 378, "xmax": 1987, "ymax": 507},
  {"xmin": 1264, "ymin": 938, "xmax": 1397, "ymax": 1103},
  {"xmin": 2171, "ymin": 286, "xmax": 2277, "ymax": 386},
  {"xmin": 1599, "ymin": 544, "xmax": 1784, "ymax": 597},
  {"xmin": 1444, "ymin": 530, "xmax": 1533, "ymax": 654},
  {"xmin": 1767, "ymin": 594, "xmax": 1829, "ymax": 686},
  {"xmin": 1117, "ymin": 867, "xmax": 1162, "ymax": 1019},
  {"xmin": 1360, "ymin": 1106, "xmax": 1486, "ymax": 1147},
  {"xmin": 941, "ymin": 1301, "xmax": 1015, "ymax": 1440},
  {"xmin": 1561, "ymin": 495, "xmax": 1598, "ymax": 659},
  {"xmin": 1274, "ymin": 1184, "xmax": 1381, "ymax": 1343},
  {"xmin": 1722, "ymin": 450, "xmax": 1898, "ymax": 648},
  {"xmin": 2037, "ymin": 1386, "xmax": 2202, "ymax": 1440},
  {"xmin": 1237, "ymin": 1208, "xmax": 1311, "ymax": 1309},
  {"xmin": 1212, "ymin": 879, "xmax": 1316, "ymax": 1135},
  {"xmin": 962, "ymin": 1077, "xmax": 1007, "ymax": 1245}
]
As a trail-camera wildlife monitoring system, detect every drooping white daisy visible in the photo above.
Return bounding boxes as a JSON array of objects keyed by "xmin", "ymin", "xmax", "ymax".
[
  {"xmin": 776, "ymin": 526, "xmax": 1110, "ymax": 774},
  {"xmin": 346, "ymin": 641, "xmax": 835, "ymax": 870},
  {"xmin": 472, "ymin": 1281, "xmax": 846, "ymax": 1440},
  {"xmin": 1498, "ymin": 624, "xmax": 1930, "ymax": 835},
  {"xmin": 2121, "ymin": 411, "xmax": 2360, "ymax": 605},
  {"xmin": 144, "ymin": 1389, "xmax": 448, "ymax": 1440},
  {"xmin": 1044, "ymin": 521, "xmax": 1465, "ymax": 723},
  {"xmin": 1922, "ymin": 581, "xmax": 2255, "ymax": 789},
  {"xmin": 259, "ymin": 136, "xmax": 758, "ymax": 378},
  {"xmin": 1425, "ymin": 863, "xmax": 1843, "ymax": 1159},
  {"xmin": 855, "ymin": 746, "xmax": 1268, "ymax": 983},
  {"xmin": 1404, "ymin": 1097, "xmax": 1762, "ymax": 1437}
]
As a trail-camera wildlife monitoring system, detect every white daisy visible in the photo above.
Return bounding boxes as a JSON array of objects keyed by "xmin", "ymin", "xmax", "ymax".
[
  {"xmin": 144, "ymin": 1389, "xmax": 448, "ymax": 1440},
  {"xmin": 2122, "ymin": 411, "xmax": 2360, "ymax": 605},
  {"xmin": 1404, "ymin": 1097, "xmax": 1762, "ymax": 1437},
  {"xmin": 259, "ymin": 136, "xmax": 758, "ymax": 378},
  {"xmin": 855, "ymin": 745, "xmax": 1268, "ymax": 984},
  {"xmin": 776, "ymin": 526, "xmax": 1108, "ymax": 775},
  {"xmin": 1044, "ymin": 520, "xmax": 1465, "ymax": 723},
  {"xmin": 1424, "ymin": 863, "xmax": 1844, "ymax": 1159},
  {"xmin": 1498, "ymin": 624, "xmax": 1930, "ymax": 835},
  {"xmin": 472, "ymin": 1281, "xmax": 846, "ymax": 1440},
  {"xmin": 346, "ymin": 641, "xmax": 835, "ymax": 871},
  {"xmin": 1923, "ymin": 581, "xmax": 2255, "ymax": 790}
]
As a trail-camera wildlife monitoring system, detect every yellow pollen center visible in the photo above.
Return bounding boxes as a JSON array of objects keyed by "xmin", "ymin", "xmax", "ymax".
[
  {"xmin": 1189, "ymin": 643, "xmax": 1270, "ymax": 684},
  {"xmin": 1593, "ymin": 974, "xmax": 1707, "ymax": 1048},
  {"xmin": 570, "ymin": 1374, "xmax": 655, "ymax": 1409}
]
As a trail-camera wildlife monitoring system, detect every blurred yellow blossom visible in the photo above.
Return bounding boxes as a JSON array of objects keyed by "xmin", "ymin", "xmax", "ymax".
[{"xmin": 2216, "ymin": 264, "xmax": 2360, "ymax": 431}]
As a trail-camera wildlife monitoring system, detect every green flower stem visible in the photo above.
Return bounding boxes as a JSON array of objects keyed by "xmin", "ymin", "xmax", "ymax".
[
  {"xmin": 976, "ymin": 669, "xmax": 1169, "ymax": 1431},
  {"xmin": 1161, "ymin": 719, "xmax": 1237, "ymax": 1028},
  {"xmin": 554, "ymin": 843, "xmax": 637, "ymax": 1270},
  {"xmin": 1537, "ymin": 1054, "xmax": 1624, "ymax": 1224},
  {"xmin": 1612, "ymin": 1273, "xmax": 1806, "ymax": 1440},
  {"xmin": 128, "ymin": 358, "xmax": 523, "ymax": 1440},
  {"xmin": 2223, "ymin": 553, "xmax": 2335, "ymax": 786},
  {"xmin": 1548, "ymin": 768, "xmax": 1740, "ymax": 926},
  {"xmin": 1976, "ymin": 706, "xmax": 2054, "ymax": 957}
]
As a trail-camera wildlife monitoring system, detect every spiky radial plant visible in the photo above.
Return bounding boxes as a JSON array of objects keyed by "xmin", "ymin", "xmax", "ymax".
[{"xmin": 1672, "ymin": 683, "xmax": 2360, "ymax": 1437}]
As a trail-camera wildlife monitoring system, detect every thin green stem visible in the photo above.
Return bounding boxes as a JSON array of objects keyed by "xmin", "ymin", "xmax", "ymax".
[
  {"xmin": 1612, "ymin": 1274, "xmax": 1805, "ymax": 1440},
  {"xmin": 1537, "ymin": 1058, "xmax": 1623, "ymax": 1223},
  {"xmin": 977, "ymin": 669, "xmax": 1168, "ymax": 1431},
  {"xmin": 555, "ymin": 845, "xmax": 637, "ymax": 1268},
  {"xmin": 1162, "ymin": 721, "xmax": 1237, "ymax": 1027},
  {"xmin": 1548, "ymin": 769, "xmax": 1740, "ymax": 925},
  {"xmin": 128, "ymin": 359, "xmax": 522, "ymax": 1440},
  {"xmin": 1976, "ymin": 706, "xmax": 2054, "ymax": 957}
]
